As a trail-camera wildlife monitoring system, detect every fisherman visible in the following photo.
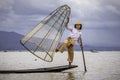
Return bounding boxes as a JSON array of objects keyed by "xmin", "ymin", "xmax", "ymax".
[{"xmin": 56, "ymin": 17, "xmax": 83, "ymax": 67}]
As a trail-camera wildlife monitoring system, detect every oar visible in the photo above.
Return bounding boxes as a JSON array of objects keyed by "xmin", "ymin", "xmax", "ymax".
[{"xmin": 78, "ymin": 36, "xmax": 87, "ymax": 72}]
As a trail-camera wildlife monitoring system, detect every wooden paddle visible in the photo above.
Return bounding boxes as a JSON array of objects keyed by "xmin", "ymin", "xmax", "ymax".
[{"xmin": 78, "ymin": 36, "xmax": 87, "ymax": 72}]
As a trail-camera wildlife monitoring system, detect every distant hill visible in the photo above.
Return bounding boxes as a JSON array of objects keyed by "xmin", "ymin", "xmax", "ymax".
[
  {"xmin": 0, "ymin": 31, "xmax": 120, "ymax": 51},
  {"xmin": 0, "ymin": 31, "xmax": 24, "ymax": 51}
]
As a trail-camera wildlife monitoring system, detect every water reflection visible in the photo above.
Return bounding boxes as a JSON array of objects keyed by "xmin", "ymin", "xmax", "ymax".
[
  {"xmin": 66, "ymin": 72, "xmax": 75, "ymax": 80},
  {"xmin": 65, "ymin": 71, "xmax": 86, "ymax": 80}
]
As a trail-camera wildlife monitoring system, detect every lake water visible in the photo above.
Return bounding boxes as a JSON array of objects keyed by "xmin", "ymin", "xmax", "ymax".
[{"xmin": 0, "ymin": 51, "xmax": 120, "ymax": 80}]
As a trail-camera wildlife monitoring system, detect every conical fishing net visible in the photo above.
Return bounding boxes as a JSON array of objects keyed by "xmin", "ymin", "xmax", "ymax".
[{"xmin": 20, "ymin": 5, "xmax": 71, "ymax": 62}]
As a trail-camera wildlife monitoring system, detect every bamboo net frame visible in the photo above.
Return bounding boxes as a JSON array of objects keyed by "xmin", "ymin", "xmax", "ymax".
[{"xmin": 20, "ymin": 5, "xmax": 71, "ymax": 62}]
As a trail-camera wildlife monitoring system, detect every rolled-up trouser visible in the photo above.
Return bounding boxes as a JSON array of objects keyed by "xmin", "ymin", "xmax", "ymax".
[{"xmin": 58, "ymin": 37, "xmax": 75, "ymax": 63}]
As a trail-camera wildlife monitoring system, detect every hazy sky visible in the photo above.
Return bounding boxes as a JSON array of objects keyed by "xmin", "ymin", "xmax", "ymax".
[{"xmin": 0, "ymin": 0, "xmax": 120, "ymax": 47}]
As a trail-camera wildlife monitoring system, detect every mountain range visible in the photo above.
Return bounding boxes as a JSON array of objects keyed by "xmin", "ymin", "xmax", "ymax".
[{"xmin": 0, "ymin": 31, "xmax": 120, "ymax": 51}]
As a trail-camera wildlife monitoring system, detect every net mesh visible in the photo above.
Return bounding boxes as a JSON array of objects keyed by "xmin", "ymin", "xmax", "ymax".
[{"xmin": 20, "ymin": 5, "xmax": 71, "ymax": 62}]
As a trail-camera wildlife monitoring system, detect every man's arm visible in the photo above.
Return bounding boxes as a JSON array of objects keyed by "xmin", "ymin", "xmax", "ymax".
[{"xmin": 65, "ymin": 17, "xmax": 72, "ymax": 31}]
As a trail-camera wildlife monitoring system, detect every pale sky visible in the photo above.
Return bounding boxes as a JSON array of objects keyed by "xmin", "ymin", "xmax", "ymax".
[{"xmin": 0, "ymin": 0, "xmax": 120, "ymax": 47}]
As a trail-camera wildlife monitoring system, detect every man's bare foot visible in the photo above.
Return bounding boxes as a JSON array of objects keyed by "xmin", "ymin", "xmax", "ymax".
[{"xmin": 55, "ymin": 49, "xmax": 59, "ymax": 52}]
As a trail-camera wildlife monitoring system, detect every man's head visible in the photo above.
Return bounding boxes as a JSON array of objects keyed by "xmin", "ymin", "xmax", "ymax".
[{"xmin": 74, "ymin": 21, "xmax": 82, "ymax": 30}]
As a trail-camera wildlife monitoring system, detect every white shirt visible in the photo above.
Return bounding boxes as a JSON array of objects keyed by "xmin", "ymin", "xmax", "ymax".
[{"xmin": 66, "ymin": 26, "xmax": 82, "ymax": 41}]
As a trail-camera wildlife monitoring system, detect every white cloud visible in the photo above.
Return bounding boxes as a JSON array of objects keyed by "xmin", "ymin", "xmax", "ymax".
[
  {"xmin": 12, "ymin": 0, "xmax": 60, "ymax": 15},
  {"xmin": 105, "ymin": 5, "xmax": 120, "ymax": 14},
  {"xmin": 0, "ymin": 0, "xmax": 120, "ymax": 47},
  {"xmin": 0, "ymin": 0, "xmax": 14, "ymax": 9}
]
